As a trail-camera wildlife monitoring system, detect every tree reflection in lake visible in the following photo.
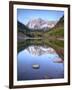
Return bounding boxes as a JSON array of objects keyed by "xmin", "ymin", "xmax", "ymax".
[{"xmin": 17, "ymin": 39, "xmax": 64, "ymax": 81}]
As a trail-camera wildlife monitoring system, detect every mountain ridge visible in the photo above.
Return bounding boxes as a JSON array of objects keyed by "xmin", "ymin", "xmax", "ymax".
[{"xmin": 26, "ymin": 18, "xmax": 57, "ymax": 30}]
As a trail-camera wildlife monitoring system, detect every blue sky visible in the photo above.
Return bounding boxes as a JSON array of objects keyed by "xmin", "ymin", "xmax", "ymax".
[{"xmin": 17, "ymin": 9, "xmax": 64, "ymax": 24}]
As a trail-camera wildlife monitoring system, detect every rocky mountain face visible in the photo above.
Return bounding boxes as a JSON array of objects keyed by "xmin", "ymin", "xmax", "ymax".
[{"xmin": 26, "ymin": 18, "xmax": 57, "ymax": 30}]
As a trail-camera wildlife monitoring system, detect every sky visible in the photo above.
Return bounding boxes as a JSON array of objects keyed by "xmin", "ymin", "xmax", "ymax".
[{"xmin": 17, "ymin": 9, "xmax": 64, "ymax": 24}]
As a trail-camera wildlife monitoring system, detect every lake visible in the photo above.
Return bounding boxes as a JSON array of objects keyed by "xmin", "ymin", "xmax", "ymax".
[{"xmin": 17, "ymin": 39, "xmax": 64, "ymax": 81}]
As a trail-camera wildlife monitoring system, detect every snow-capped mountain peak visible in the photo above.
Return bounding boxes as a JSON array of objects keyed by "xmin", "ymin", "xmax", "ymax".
[{"xmin": 26, "ymin": 18, "xmax": 57, "ymax": 30}]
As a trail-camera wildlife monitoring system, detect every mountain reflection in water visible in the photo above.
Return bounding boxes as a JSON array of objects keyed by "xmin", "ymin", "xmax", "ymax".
[
  {"xmin": 27, "ymin": 46, "xmax": 57, "ymax": 56},
  {"xmin": 17, "ymin": 45, "xmax": 64, "ymax": 81}
]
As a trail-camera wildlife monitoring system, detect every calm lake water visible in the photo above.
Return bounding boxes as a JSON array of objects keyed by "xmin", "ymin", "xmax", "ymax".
[{"xmin": 17, "ymin": 39, "xmax": 64, "ymax": 81}]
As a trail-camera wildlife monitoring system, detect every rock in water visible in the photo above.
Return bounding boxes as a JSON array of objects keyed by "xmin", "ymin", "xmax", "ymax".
[{"xmin": 32, "ymin": 64, "xmax": 40, "ymax": 69}]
